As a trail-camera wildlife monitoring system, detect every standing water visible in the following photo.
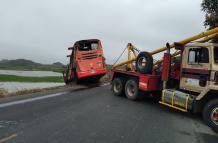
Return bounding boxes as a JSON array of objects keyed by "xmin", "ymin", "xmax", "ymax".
[
  {"xmin": 0, "ymin": 70, "xmax": 64, "ymax": 94},
  {"xmin": 0, "ymin": 70, "xmax": 62, "ymax": 77}
]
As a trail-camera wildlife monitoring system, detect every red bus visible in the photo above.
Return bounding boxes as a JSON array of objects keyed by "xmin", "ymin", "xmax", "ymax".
[{"xmin": 63, "ymin": 39, "xmax": 107, "ymax": 84}]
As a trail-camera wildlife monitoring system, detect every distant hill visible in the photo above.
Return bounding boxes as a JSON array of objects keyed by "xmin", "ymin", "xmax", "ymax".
[
  {"xmin": 0, "ymin": 59, "xmax": 41, "ymax": 66},
  {"xmin": 52, "ymin": 62, "xmax": 65, "ymax": 66},
  {"xmin": 0, "ymin": 59, "xmax": 65, "ymax": 67},
  {"xmin": 0, "ymin": 59, "xmax": 65, "ymax": 73}
]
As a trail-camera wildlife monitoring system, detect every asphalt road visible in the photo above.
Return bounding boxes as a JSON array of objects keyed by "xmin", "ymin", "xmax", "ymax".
[{"xmin": 0, "ymin": 85, "xmax": 217, "ymax": 143}]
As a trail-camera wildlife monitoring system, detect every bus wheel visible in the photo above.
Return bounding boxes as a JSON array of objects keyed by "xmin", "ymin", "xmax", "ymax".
[
  {"xmin": 125, "ymin": 79, "xmax": 139, "ymax": 100},
  {"xmin": 63, "ymin": 70, "xmax": 69, "ymax": 84},
  {"xmin": 112, "ymin": 78, "xmax": 124, "ymax": 96},
  {"xmin": 203, "ymin": 99, "xmax": 218, "ymax": 133}
]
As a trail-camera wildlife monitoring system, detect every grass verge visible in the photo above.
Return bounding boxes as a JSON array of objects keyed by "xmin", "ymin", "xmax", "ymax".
[
  {"xmin": 0, "ymin": 85, "xmax": 67, "ymax": 97},
  {"xmin": 0, "ymin": 75, "xmax": 64, "ymax": 82}
]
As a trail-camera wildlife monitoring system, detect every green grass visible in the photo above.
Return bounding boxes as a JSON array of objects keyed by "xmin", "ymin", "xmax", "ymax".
[{"xmin": 0, "ymin": 75, "xmax": 64, "ymax": 82}]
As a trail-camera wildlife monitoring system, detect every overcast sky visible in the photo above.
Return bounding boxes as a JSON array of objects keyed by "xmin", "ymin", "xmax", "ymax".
[{"xmin": 0, "ymin": 0, "xmax": 205, "ymax": 64}]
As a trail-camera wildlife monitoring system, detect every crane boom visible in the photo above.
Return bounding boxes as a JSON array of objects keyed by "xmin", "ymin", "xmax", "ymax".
[{"xmin": 112, "ymin": 27, "xmax": 218, "ymax": 69}]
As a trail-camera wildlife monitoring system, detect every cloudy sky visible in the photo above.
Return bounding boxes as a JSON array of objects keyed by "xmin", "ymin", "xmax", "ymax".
[{"xmin": 0, "ymin": 0, "xmax": 205, "ymax": 64}]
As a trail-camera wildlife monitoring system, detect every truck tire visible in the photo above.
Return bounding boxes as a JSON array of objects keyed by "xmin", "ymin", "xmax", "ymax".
[
  {"xmin": 136, "ymin": 52, "xmax": 153, "ymax": 74},
  {"xmin": 125, "ymin": 79, "xmax": 139, "ymax": 100},
  {"xmin": 203, "ymin": 99, "xmax": 218, "ymax": 133},
  {"xmin": 112, "ymin": 78, "xmax": 124, "ymax": 96}
]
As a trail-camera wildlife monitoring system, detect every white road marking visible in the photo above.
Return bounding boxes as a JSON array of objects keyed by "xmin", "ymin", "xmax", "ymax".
[
  {"xmin": 0, "ymin": 83, "xmax": 109, "ymax": 108},
  {"xmin": 0, "ymin": 92, "xmax": 66, "ymax": 108},
  {"xmin": 0, "ymin": 133, "xmax": 17, "ymax": 143}
]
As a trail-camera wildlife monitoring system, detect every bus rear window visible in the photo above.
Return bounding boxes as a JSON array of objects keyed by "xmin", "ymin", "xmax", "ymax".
[
  {"xmin": 78, "ymin": 42, "xmax": 98, "ymax": 51},
  {"xmin": 215, "ymin": 47, "xmax": 218, "ymax": 63}
]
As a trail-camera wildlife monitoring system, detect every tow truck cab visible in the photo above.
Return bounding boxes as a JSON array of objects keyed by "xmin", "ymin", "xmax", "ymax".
[{"xmin": 180, "ymin": 43, "xmax": 218, "ymax": 94}]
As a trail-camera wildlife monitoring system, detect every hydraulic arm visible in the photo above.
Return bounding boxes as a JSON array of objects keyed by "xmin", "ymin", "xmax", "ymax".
[{"xmin": 112, "ymin": 27, "xmax": 218, "ymax": 69}]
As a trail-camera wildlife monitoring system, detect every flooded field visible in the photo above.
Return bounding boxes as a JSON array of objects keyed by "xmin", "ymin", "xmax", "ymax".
[
  {"xmin": 0, "ymin": 70, "xmax": 62, "ymax": 77},
  {"xmin": 0, "ymin": 70, "xmax": 64, "ymax": 94}
]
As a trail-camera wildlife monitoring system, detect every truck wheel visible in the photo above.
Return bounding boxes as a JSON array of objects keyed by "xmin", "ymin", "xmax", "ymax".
[
  {"xmin": 203, "ymin": 99, "xmax": 218, "ymax": 133},
  {"xmin": 112, "ymin": 78, "xmax": 124, "ymax": 96},
  {"xmin": 136, "ymin": 52, "xmax": 153, "ymax": 74},
  {"xmin": 125, "ymin": 79, "xmax": 139, "ymax": 100}
]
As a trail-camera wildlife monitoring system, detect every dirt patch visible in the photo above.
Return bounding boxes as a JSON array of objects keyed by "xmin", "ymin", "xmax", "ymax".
[
  {"xmin": 0, "ymin": 85, "xmax": 69, "ymax": 98},
  {"xmin": 0, "ymin": 81, "xmax": 108, "ymax": 98},
  {"xmin": 0, "ymin": 89, "xmax": 9, "ymax": 97}
]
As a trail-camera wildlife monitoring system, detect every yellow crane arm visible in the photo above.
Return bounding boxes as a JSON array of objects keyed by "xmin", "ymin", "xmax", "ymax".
[
  {"xmin": 153, "ymin": 31, "xmax": 218, "ymax": 66},
  {"xmin": 196, "ymin": 33, "xmax": 218, "ymax": 43},
  {"xmin": 112, "ymin": 27, "xmax": 218, "ymax": 69}
]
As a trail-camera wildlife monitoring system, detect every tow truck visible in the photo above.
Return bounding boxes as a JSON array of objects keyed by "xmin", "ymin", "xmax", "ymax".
[{"xmin": 110, "ymin": 28, "xmax": 218, "ymax": 132}]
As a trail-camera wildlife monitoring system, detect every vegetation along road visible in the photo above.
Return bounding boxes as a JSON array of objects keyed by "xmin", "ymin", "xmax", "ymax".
[{"xmin": 0, "ymin": 75, "xmax": 63, "ymax": 83}]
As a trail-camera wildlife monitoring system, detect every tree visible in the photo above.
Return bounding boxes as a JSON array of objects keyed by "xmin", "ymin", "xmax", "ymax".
[{"xmin": 201, "ymin": 0, "xmax": 218, "ymax": 42}]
